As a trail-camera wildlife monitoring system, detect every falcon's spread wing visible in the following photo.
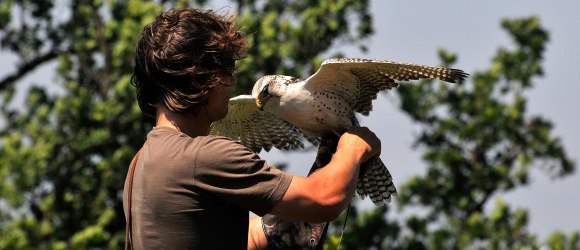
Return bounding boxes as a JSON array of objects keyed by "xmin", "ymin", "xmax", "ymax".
[
  {"xmin": 304, "ymin": 58, "xmax": 469, "ymax": 115},
  {"xmin": 209, "ymin": 95, "xmax": 307, "ymax": 153}
]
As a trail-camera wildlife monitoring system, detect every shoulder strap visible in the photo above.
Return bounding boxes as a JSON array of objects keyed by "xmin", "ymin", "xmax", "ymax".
[{"xmin": 125, "ymin": 149, "xmax": 142, "ymax": 250}]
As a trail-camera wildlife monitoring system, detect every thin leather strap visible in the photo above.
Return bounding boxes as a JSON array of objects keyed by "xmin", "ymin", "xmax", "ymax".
[{"xmin": 125, "ymin": 149, "xmax": 142, "ymax": 250}]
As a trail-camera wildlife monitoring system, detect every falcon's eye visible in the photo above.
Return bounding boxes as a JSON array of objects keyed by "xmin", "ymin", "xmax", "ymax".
[{"xmin": 261, "ymin": 87, "xmax": 270, "ymax": 98}]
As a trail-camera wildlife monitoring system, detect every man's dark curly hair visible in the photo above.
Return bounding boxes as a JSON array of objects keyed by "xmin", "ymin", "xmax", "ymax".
[{"xmin": 132, "ymin": 8, "xmax": 247, "ymax": 117}]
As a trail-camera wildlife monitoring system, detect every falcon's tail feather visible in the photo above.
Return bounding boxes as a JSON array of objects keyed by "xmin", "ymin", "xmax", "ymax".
[{"xmin": 356, "ymin": 156, "xmax": 397, "ymax": 205}]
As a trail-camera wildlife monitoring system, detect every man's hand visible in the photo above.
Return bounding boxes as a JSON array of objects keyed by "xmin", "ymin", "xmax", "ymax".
[
  {"xmin": 248, "ymin": 216, "xmax": 269, "ymax": 250},
  {"xmin": 337, "ymin": 127, "xmax": 381, "ymax": 164}
]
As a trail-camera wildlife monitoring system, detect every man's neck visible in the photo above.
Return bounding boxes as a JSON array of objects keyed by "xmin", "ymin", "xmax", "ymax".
[{"xmin": 156, "ymin": 106, "xmax": 211, "ymax": 137}]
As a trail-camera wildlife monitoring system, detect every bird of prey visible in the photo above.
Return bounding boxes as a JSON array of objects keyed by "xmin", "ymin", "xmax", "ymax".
[{"xmin": 210, "ymin": 58, "xmax": 469, "ymax": 205}]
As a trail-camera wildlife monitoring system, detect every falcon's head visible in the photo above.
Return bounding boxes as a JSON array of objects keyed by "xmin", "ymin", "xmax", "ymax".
[{"xmin": 252, "ymin": 75, "xmax": 299, "ymax": 110}]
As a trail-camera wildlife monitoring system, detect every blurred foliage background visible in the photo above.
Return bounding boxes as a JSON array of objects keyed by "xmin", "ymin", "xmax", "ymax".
[{"xmin": 0, "ymin": 0, "xmax": 577, "ymax": 249}]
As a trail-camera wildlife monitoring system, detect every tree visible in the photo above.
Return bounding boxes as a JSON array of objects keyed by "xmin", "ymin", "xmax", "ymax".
[
  {"xmin": 2, "ymin": 1, "xmax": 578, "ymax": 249},
  {"xmin": 324, "ymin": 16, "xmax": 578, "ymax": 250},
  {"xmin": 0, "ymin": 0, "xmax": 373, "ymax": 248}
]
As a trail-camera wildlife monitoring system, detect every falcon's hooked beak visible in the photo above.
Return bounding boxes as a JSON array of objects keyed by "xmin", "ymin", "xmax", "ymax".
[
  {"xmin": 256, "ymin": 99, "xmax": 264, "ymax": 111},
  {"xmin": 256, "ymin": 87, "xmax": 271, "ymax": 111}
]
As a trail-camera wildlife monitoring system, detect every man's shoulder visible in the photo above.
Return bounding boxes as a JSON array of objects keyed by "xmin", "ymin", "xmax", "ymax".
[
  {"xmin": 147, "ymin": 127, "xmax": 241, "ymax": 149},
  {"xmin": 195, "ymin": 135, "xmax": 256, "ymax": 161},
  {"xmin": 202, "ymin": 135, "xmax": 247, "ymax": 149}
]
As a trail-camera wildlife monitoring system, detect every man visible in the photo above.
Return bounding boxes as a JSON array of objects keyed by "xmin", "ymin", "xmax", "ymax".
[{"xmin": 124, "ymin": 8, "xmax": 381, "ymax": 249}]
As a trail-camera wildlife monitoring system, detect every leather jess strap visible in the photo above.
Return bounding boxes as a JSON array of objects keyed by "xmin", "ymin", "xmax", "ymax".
[{"xmin": 125, "ymin": 149, "xmax": 142, "ymax": 250}]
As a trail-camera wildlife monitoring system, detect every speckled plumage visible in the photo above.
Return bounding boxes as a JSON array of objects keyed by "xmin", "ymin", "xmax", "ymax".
[{"xmin": 210, "ymin": 58, "xmax": 469, "ymax": 205}]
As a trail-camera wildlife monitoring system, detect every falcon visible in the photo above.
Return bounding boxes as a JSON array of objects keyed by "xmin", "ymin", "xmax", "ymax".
[{"xmin": 210, "ymin": 58, "xmax": 468, "ymax": 205}]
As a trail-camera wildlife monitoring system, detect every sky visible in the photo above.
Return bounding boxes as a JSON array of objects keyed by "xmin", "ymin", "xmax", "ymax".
[
  {"xmin": 251, "ymin": 0, "xmax": 580, "ymax": 240},
  {"xmin": 1, "ymin": 0, "xmax": 578, "ymax": 242}
]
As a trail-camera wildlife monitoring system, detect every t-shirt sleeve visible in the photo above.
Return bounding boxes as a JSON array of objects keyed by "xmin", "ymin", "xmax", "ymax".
[{"xmin": 193, "ymin": 136, "xmax": 293, "ymax": 216}]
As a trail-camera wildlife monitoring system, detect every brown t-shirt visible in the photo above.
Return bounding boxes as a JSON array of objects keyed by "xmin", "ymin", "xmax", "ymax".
[{"xmin": 123, "ymin": 127, "xmax": 292, "ymax": 249}]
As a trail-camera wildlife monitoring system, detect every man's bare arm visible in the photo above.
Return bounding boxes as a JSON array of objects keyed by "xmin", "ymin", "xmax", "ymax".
[{"xmin": 269, "ymin": 127, "xmax": 381, "ymax": 223}]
